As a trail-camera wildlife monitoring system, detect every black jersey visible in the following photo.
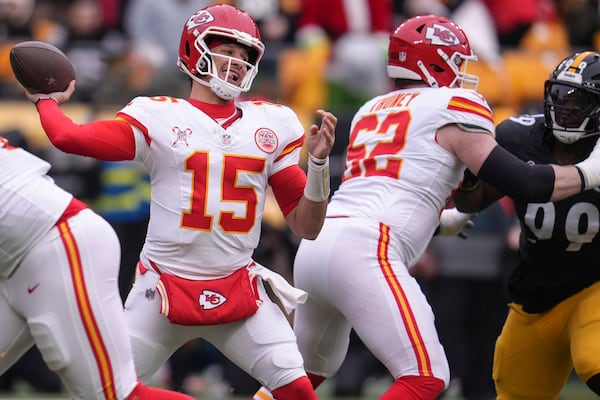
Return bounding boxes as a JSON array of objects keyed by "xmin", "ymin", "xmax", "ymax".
[{"xmin": 496, "ymin": 114, "xmax": 600, "ymax": 313}]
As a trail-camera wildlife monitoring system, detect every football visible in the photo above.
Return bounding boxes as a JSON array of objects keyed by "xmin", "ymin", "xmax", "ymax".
[{"xmin": 9, "ymin": 41, "xmax": 75, "ymax": 94}]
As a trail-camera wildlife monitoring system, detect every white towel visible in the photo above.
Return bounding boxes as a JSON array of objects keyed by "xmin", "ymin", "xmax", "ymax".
[{"xmin": 249, "ymin": 263, "xmax": 308, "ymax": 315}]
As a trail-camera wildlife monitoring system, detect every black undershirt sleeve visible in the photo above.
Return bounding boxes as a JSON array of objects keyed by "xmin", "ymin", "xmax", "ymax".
[{"xmin": 478, "ymin": 145, "xmax": 555, "ymax": 202}]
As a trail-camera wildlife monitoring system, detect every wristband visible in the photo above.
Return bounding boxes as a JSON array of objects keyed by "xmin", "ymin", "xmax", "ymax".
[
  {"xmin": 303, "ymin": 154, "xmax": 330, "ymax": 202},
  {"xmin": 308, "ymin": 153, "xmax": 327, "ymax": 165},
  {"xmin": 34, "ymin": 96, "xmax": 58, "ymax": 105}
]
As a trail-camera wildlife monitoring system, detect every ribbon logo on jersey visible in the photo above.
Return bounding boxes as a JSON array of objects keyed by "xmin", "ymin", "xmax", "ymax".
[{"xmin": 172, "ymin": 126, "xmax": 193, "ymax": 147}]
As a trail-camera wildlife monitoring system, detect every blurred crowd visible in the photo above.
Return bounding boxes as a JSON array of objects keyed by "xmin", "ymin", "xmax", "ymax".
[
  {"xmin": 1, "ymin": 0, "xmax": 600, "ymax": 135},
  {"xmin": 0, "ymin": 0, "xmax": 595, "ymax": 107},
  {"xmin": 1, "ymin": 0, "xmax": 600, "ymax": 398}
]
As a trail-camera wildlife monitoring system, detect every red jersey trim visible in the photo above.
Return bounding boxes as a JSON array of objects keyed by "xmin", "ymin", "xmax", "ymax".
[
  {"xmin": 56, "ymin": 198, "xmax": 87, "ymax": 225},
  {"xmin": 275, "ymin": 136, "xmax": 304, "ymax": 163},
  {"xmin": 447, "ymin": 96, "xmax": 494, "ymax": 124},
  {"xmin": 116, "ymin": 113, "xmax": 151, "ymax": 146}
]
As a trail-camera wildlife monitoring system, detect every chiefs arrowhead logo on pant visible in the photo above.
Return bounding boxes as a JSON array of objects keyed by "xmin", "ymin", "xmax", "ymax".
[{"xmin": 199, "ymin": 290, "xmax": 227, "ymax": 309}]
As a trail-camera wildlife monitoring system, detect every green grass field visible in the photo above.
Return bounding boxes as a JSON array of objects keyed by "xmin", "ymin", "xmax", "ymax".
[{"xmin": 0, "ymin": 375, "xmax": 596, "ymax": 400}]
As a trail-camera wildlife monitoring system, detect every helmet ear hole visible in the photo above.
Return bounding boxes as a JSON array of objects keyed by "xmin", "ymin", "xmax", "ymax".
[
  {"xmin": 197, "ymin": 57, "xmax": 208, "ymax": 73},
  {"xmin": 185, "ymin": 41, "xmax": 191, "ymax": 57}
]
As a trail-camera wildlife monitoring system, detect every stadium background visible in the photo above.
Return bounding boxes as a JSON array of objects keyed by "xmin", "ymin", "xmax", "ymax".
[{"xmin": 2, "ymin": 0, "xmax": 600, "ymax": 399}]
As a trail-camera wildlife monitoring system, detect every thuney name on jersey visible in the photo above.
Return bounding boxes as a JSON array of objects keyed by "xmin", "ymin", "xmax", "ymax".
[{"xmin": 369, "ymin": 92, "xmax": 420, "ymax": 112}]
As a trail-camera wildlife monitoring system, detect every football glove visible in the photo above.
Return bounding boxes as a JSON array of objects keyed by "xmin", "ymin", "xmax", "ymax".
[
  {"xmin": 576, "ymin": 136, "xmax": 600, "ymax": 190},
  {"xmin": 436, "ymin": 208, "xmax": 475, "ymax": 239}
]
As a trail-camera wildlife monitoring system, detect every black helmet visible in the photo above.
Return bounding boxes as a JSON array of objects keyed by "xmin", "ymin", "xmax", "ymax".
[{"xmin": 544, "ymin": 51, "xmax": 600, "ymax": 144}]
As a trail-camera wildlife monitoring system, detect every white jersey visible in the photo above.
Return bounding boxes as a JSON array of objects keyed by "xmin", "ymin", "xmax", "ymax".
[
  {"xmin": 118, "ymin": 97, "xmax": 304, "ymax": 279},
  {"xmin": 0, "ymin": 138, "xmax": 72, "ymax": 277},
  {"xmin": 327, "ymin": 86, "xmax": 495, "ymax": 266}
]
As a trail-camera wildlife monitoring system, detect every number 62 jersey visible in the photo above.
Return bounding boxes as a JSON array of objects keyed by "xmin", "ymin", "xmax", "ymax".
[
  {"xmin": 327, "ymin": 86, "xmax": 495, "ymax": 267},
  {"xmin": 117, "ymin": 96, "xmax": 305, "ymax": 279}
]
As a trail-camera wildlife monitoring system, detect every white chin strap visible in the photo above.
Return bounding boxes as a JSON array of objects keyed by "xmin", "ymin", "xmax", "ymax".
[
  {"xmin": 191, "ymin": 71, "xmax": 242, "ymax": 100},
  {"xmin": 209, "ymin": 77, "xmax": 241, "ymax": 100}
]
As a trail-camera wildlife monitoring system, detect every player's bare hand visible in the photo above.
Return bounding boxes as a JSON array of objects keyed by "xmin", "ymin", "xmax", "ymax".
[
  {"xmin": 307, "ymin": 109, "xmax": 336, "ymax": 160},
  {"xmin": 26, "ymin": 80, "xmax": 76, "ymax": 105}
]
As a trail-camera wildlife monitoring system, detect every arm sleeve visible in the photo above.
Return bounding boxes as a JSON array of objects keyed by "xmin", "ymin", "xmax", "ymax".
[
  {"xmin": 478, "ymin": 145, "xmax": 554, "ymax": 202},
  {"xmin": 269, "ymin": 165, "xmax": 306, "ymax": 217},
  {"xmin": 36, "ymin": 99, "xmax": 136, "ymax": 160}
]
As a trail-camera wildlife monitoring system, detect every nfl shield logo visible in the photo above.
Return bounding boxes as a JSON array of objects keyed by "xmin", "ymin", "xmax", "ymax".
[{"xmin": 145, "ymin": 288, "xmax": 156, "ymax": 300}]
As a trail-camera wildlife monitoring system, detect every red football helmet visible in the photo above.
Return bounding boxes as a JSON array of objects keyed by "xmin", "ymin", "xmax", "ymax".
[
  {"xmin": 387, "ymin": 15, "xmax": 478, "ymax": 89},
  {"xmin": 177, "ymin": 4, "xmax": 265, "ymax": 100}
]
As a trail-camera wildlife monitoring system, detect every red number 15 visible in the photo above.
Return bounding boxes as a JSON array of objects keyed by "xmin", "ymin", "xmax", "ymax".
[{"xmin": 181, "ymin": 152, "xmax": 265, "ymax": 234}]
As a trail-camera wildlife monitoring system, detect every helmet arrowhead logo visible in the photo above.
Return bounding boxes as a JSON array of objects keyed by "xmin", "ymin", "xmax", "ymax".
[
  {"xmin": 426, "ymin": 24, "xmax": 460, "ymax": 46},
  {"xmin": 186, "ymin": 10, "xmax": 215, "ymax": 31}
]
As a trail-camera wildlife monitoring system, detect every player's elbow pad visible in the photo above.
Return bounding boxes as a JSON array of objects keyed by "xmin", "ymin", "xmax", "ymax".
[{"xmin": 478, "ymin": 145, "xmax": 554, "ymax": 203}]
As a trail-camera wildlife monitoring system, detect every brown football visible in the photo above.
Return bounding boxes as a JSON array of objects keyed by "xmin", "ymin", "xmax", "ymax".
[{"xmin": 9, "ymin": 41, "xmax": 75, "ymax": 94}]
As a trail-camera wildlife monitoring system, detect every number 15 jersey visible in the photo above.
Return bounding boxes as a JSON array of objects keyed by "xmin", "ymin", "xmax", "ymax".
[{"xmin": 118, "ymin": 96, "xmax": 305, "ymax": 279}]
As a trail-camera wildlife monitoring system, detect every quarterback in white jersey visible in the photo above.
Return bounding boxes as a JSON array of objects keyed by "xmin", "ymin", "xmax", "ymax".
[
  {"xmin": 0, "ymin": 137, "xmax": 194, "ymax": 400},
  {"xmin": 117, "ymin": 97, "xmax": 307, "ymax": 278},
  {"xmin": 253, "ymin": 15, "xmax": 600, "ymax": 400},
  {"xmin": 25, "ymin": 4, "xmax": 335, "ymax": 400}
]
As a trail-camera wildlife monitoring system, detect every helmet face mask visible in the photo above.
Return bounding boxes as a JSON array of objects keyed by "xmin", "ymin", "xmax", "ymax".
[
  {"xmin": 177, "ymin": 5, "xmax": 265, "ymax": 100},
  {"xmin": 544, "ymin": 51, "xmax": 600, "ymax": 144},
  {"xmin": 387, "ymin": 15, "xmax": 479, "ymax": 89}
]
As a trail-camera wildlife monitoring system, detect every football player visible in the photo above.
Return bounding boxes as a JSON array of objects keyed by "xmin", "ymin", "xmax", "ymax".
[
  {"xmin": 22, "ymin": 4, "xmax": 336, "ymax": 400},
  {"xmin": 0, "ymin": 136, "xmax": 194, "ymax": 400},
  {"xmin": 252, "ymin": 16, "xmax": 600, "ymax": 400},
  {"xmin": 454, "ymin": 51, "xmax": 600, "ymax": 398}
]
